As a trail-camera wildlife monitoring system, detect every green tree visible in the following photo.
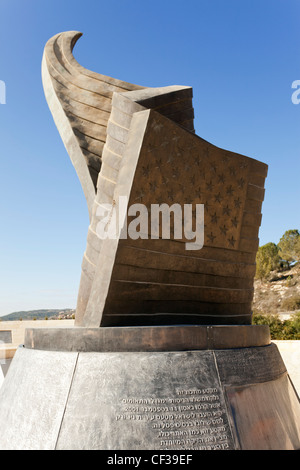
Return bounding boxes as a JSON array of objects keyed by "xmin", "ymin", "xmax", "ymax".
[
  {"xmin": 278, "ymin": 229, "xmax": 300, "ymax": 268},
  {"xmin": 255, "ymin": 242, "xmax": 281, "ymax": 279},
  {"xmin": 252, "ymin": 312, "xmax": 300, "ymax": 340},
  {"xmin": 252, "ymin": 313, "xmax": 284, "ymax": 338}
]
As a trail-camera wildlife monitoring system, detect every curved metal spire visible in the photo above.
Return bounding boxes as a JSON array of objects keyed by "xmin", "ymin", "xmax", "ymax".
[{"xmin": 42, "ymin": 31, "xmax": 144, "ymax": 219}]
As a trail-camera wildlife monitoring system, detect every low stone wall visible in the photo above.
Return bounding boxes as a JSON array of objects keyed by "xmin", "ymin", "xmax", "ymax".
[
  {"xmin": 0, "ymin": 319, "xmax": 74, "ymax": 358},
  {"xmin": 0, "ymin": 320, "xmax": 75, "ymax": 388}
]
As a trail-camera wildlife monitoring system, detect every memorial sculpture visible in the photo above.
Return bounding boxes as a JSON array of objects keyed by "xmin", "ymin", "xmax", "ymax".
[
  {"xmin": 42, "ymin": 31, "xmax": 266, "ymax": 328},
  {"xmin": 0, "ymin": 31, "xmax": 299, "ymax": 450}
]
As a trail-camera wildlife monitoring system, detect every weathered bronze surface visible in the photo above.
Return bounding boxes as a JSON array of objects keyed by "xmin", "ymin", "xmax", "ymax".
[
  {"xmin": 42, "ymin": 31, "xmax": 267, "ymax": 328},
  {"xmin": 1, "ymin": 343, "xmax": 299, "ymax": 450},
  {"xmin": 24, "ymin": 325, "xmax": 270, "ymax": 352}
]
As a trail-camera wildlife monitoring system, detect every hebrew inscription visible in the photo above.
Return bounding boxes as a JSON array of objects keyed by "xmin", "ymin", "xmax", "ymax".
[
  {"xmin": 116, "ymin": 387, "xmax": 234, "ymax": 450},
  {"xmin": 55, "ymin": 351, "xmax": 237, "ymax": 449},
  {"xmin": 215, "ymin": 343, "xmax": 287, "ymax": 386}
]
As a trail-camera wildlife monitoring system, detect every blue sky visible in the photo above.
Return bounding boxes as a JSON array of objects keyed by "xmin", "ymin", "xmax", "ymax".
[{"xmin": 0, "ymin": 0, "xmax": 299, "ymax": 316}]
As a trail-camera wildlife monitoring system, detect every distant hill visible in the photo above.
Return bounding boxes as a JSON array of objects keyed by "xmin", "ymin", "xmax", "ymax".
[{"xmin": 0, "ymin": 309, "xmax": 75, "ymax": 321}]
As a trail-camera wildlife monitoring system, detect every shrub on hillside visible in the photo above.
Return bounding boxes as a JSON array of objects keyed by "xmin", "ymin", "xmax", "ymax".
[
  {"xmin": 280, "ymin": 296, "xmax": 300, "ymax": 311},
  {"xmin": 252, "ymin": 311, "xmax": 300, "ymax": 340}
]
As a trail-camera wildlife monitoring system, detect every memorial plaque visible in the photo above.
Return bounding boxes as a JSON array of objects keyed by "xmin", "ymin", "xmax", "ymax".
[{"xmin": 56, "ymin": 351, "xmax": 236, "ymax": 450}]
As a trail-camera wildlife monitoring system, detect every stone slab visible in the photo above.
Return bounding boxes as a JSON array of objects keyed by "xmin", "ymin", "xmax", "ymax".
[
  {"xmin": 0, "ymin": 347, "xmax": 78, "ymax": 450},
  {"xmin": 56, "ymin": 350, "xmax": 236, "ymax": 450},
  {"xmin": 0, "ymin": 319, "xmax": 74, "ymax": 350}
]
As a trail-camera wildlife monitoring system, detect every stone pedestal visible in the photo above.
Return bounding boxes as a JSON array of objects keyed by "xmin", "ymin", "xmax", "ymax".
[{"xmin": 0, "ymin": 325, "xmax": 299, "ymax": 450}]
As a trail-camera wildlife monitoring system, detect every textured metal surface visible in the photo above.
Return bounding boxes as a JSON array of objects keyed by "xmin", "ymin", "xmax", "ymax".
[
  {"xmin": 84, "ymin": 110, "xmax": 267, "ymax": 326},
  {"xmin": 24, "ymin": 325, "xmax": 270, "ymax": 352},
  {"xmin": 56, "ymin": 350, "xmax": 235, "ymax": 450},
  {"xmin": 42, "ymin": 31, "xmax": 267, "ymax": 329},
  {"xmin": 42, "ymin": 32, "xmax": 196, "ymax": 326},
  {"xmin": 76, "ymin": 88, "xmax": 194, "ymax": 325},
  {"xmin": 0, "ymin": 347, "xmax": 78, "ymax": 450},
  {"xmin": 42, "ymin": 31, "xmax": 144, "ymax": 212},
  {"xmin": 215, "ymin": 342, "xmax": 287, "ymax": 386},
  {"xmin": 226, "ymin": 374, "xmax": 300, "ymax": 450},
  {"xmin": 0, "ymin": 344, "xmax": 299, "ymax": 450}
]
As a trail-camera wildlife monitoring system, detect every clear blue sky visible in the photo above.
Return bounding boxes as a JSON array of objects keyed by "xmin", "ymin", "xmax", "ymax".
[{"xmin": 0, "ymin": 0, "xmax": 299, "ymax": 316}]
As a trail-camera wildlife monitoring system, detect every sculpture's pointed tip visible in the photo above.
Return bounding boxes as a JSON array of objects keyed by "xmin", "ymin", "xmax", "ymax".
[{"xmin": 64, "ymin": 31, "xmax": 83, "ymax": 50}]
